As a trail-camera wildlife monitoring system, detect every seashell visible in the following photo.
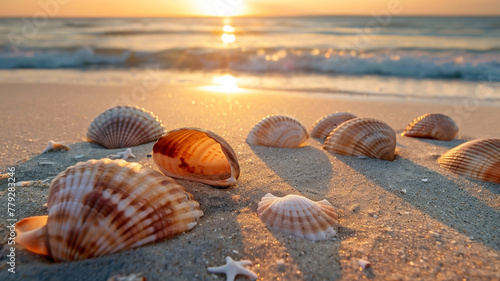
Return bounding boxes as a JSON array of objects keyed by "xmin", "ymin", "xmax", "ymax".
[
  {"xmin": 310, "ymin": 112, "xmax": 357, "ymax": 139},
  {"xmin": 257, "ymin": 193, "xmax": 339, "ymax": 241},
  {"xmin": 247, "ymin": 115, "xmax": 309, "ymax": 148},
  {"xmin": 153, "ymin": 128, "xmax": 240, "ymax": 187},
  {"xmin": 323, "ymin": 118, "xmax": 396, "ymax": 161},
  {"xmin": 438, "ymin": 138, "xmax": 500, "ymax": 184},
  {"xmin": 15, "ymin": 159, "xmax": 203, "ymax": 262},
  {"xmin": 87, "ymin": 106, "xmax": 165, "ymax": 149},
  {"xmin": 42, "ymin": 140, "xmax": 70, "ymax": 153},
  {"xmin": 401, "ymin": 113, "xmax": 458, "ymax": 141}
]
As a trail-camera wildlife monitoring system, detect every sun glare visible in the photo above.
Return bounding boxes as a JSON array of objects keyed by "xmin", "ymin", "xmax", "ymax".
[
  {"xmin": 221, "ymin": 33, "xmax": 236, "ymax": 43},
  {"xmin": 213, "ymin": 74, "xmax": 239, "ymax": 91},
  {"xmin": 223, "ymin": 25, "xmax": 235, "ymax": 32}
]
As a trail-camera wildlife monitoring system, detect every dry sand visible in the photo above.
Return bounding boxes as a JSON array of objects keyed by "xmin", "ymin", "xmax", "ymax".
[{"xmin": 0, "ymin": 80, "xmax": 499, "ymax": 281}]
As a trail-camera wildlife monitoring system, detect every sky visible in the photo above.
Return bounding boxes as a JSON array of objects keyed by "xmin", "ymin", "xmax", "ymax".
[{"xmin": 1, "ymin": 0, "xmax": 498, "ymax": 17}]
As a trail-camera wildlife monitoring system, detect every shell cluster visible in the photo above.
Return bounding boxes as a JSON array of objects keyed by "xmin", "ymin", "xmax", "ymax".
[
  {"xmin": 257, "ymin": 193, "xmax": 339, "ymax": 241},
  {"xmin": 16, "ymin": 159, "xmax": 203, "ymax": 262},
  {"xmin": 153, "ymin": 128, "xmax": 240, "ymax": 187},
  {"xmin": 87, "ymin": 106, "xmax": 165, "ymax": 149},
  {"xmin": 323, "ymin": 118, "xmax": 397, "ymax": 161},
  {"xmin": 402, "ymin": 113, "xmax": 458, "ymax": 141},
  {"xmin": 247, "ymin": 115, "xmax": 309, "ymax": 148},
  {"xmin": 310, "ymin": 112, "xmax": 357, "ymax": 139},
  {"xmin": 438, "ymin": 138, "xmax": 500, "ymax": 184}
]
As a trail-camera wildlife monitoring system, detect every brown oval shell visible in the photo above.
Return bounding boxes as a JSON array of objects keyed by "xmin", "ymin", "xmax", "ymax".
[
  {"xmin": 323, "ymin": 118, "xmax": 396, "ymax": 161},
  {"xmin": 15, "ymin": 159, "xmax": 203, "ymax": 262},
  {"xmin": 311, "ymin": 112, "xmax": 357, "ymax": 139},
  {"xmin": 402, "ymin": 113, "xmax": 458, "ymax": 141},
  {"xmin": 247, "ymin": 115, "xmax": 309, "ymax": 148},
  {"xmin": 87, "ymin": 106, "xmax": 165, "ymax": 149},
  {"xmin": 153, "ymin": 128, "xmax": 240, "ymax": 187},
  {"xmin": 438, "ymin": 138, "xmax": 500, "ymax": 184}
]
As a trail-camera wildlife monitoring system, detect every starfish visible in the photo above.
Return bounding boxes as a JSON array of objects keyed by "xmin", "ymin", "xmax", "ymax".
[
  {"xmin": 117, "ymin": 148, "xmax": 136, "ymax": 160},
  {"xmin": 207, "ymin": 256, "xmax": 258, "ymax": 281}
]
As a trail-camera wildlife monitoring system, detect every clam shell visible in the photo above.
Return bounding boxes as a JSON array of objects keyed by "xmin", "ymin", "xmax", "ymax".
[
  {"xmin": 247, "ymin": 115, "xmax": 309, "ymax": 148},
  {"xmin": 16, "ymin": 159, "xmax": 203, "ymax": 262},
  {"xmin": 87, "ymin": 106, "xmax": 165, "ymax": 148},
  {"xmin": 257, "ymin": 193, "xmax": 339, "ymax": 241},
  {"xmin": 323, "ymin": 118, "xmax": 396, "ymax": 161},
  {"xmin": 438, "ymin": 138, "xmax": 500, "ymax": 184},
  {"xmin": 311, "ymin": 112, "xmax": 357, "ymax": 139},
  {"xmin": 402, "ymin": 113, "xmax": 458, "ymax": 141},
  {"xmin": 153, "ymin": 128, "xmax": 240, "ymax": 187}
]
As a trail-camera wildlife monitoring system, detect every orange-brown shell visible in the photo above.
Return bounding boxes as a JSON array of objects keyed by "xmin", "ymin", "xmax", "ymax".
[
  {"xmin": 247, "ymin": 115, "xmax": 309, "ymax": 148},
  {"xmin": 87, "ymin": 106, "xmax": 165, "ymax": 148},
  {"xmin": 438, "ymin": 138, "xmax": 500, "ymax": 184},
  {"xmin": 310, "ymin": 112, "xmax": 357, "ymax": 139},
  {"xmin": 15, "ymin": 159, "xmax": 203, "ymax": 262},
  {"xmin": 153, "ymin": 128, "xmax": 240, "ymax": 187},
  {"xmin": 323, "ymin": 118, "xmax": 396, "ymax": 161},
  {"xmin": 402, "ymin": 113, "xmax": 458, "ymax": 141}
]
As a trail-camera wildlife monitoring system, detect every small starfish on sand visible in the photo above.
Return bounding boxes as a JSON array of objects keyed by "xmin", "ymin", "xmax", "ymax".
[
  {"xmin": 207, "ymin": 256, "xmax": 258, "ymax": 281},
  {"xmin": 117, "ymin": 148, "xmax": 136, "ymax": 160},
  {"xmin": 42, "ymin": 140, "xmax": 70, "ymax": 153}
]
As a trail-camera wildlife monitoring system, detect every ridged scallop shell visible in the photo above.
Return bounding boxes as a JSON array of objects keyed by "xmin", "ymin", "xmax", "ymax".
[
  {"xmin": 323, "ymin": 118, "xmax": 396, "ymax": 161},
  {"xmin": 402, "ymin": 113, "xmax": 458, "ymax": 141},
  {"xmin": 87, "ymin": 106, "xmax": 165, "ymax": 149},
  {"xmin": 311, "ymin": 112, "xmax": 357, "ymax": 139},
  {"xmin": 16, "ymin": 159, "xmax": 203, "ymax": 262},
  {"xmin": 438, "ymin": 138, "xmax": 500, "ymax": 184},
  {"xmin": 257, "ymin": 193, "xmax": 339, "ymax": 241},
  {"xmin": 247, "ymin": 115, "xmax": 309, "ymax": 148},
  {"xmin": 153, "ymin": 128, "xmax": 240, "ymax": 187}
]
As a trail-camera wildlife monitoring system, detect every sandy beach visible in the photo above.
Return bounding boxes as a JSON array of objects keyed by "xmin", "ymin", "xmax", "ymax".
[{"xmin": 0, "ymin": 75, "xmax": 499, "ymax": 281}]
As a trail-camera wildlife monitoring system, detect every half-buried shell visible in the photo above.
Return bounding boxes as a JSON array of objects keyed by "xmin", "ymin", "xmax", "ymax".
[
  {"xmin": 247, "ymin": 115, "xmax": 309, "ymax": 148},
  {"xmin": 16, "ymin": 159, "xmax": 203, "ymax": 262},
  {"xmin": 438, "ymin": 138, "xmax": 500, "ymax": 184},
  {"xmin": 402, "ymin": 113, "xmax": 458, "ymax": 141},
  {"xmin": 257, "ymin": 193, "xmax": 339, "ymax": 241},
  {"xmin": 87, "ymin": 106, "xmax": 165, "ymax": 148},
  {"xmin": 311, "ymin": 112, "xmax": 357, "ymax": 139},
  {"xmin": 153, "ymin": 128, "xmax": 240, "ymax": 187},
  {"xmin": 323, "ymin": 118, "xmax": 396, "ymax": 161}
]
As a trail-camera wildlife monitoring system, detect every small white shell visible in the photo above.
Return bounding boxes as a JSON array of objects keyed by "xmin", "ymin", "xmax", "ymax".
[
  {"xmin": 153, "ymin": 128, "xmax": 240, "ymax": 187},
  {"xmin": 438, "ymin": 138, "xmax": 500, "ymax": 184},
  {"xmin": 323, "ymin": 118, "xmax": 396, "ymax": 161},
  {"xmin": 257, "ymin": 193, "xmax": 339, "ymax": 241},
  {"xmin": 247, "ymin": 115, "xmax": 309, "ymax": 148},
  {"xmin": 310, "ymin": 112, "xmax": 357, "ymax": 139},
  {"xmin": 402, "ymin": 113, "xmax": 458, "ymax": 141},
  {"xmin": 16, "ymin": 159, "xmax": 203, "ymax": 262},
  {"xmin": 87, "ymin": 106, "xmax": 165, "ymax": 149}
]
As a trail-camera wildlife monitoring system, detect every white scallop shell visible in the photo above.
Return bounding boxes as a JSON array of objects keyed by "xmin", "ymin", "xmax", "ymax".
[
  {"xmin": 310, "ymin": 112, "xmax": 357, "ymax": 139},
  {"xmin": 87, "ymin": 106, "xmax": 165, "ymax": 148},
  {"xmin": 257, "ymin": 193, "xmax": 339, "ymax": 241},
  {"xmin": 402, "ymin": 113, "xmax": 458, "ymax": 141},
  {"xmin": 323, "ymin": 118, "xmax": 396, "ymax": 161},
  {"xmin": 247, "ymin": 115, "xmax": 309, "ymax": 148},
  {"xmin": 16, "ymin": 159, "xmax": 203, "ymax": 262},
  {"xmin": 153, "ymin": 128, "xmax": 240, "ymax": 187}
]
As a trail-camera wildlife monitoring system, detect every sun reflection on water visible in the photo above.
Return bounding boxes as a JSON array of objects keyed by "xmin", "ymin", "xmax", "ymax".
[{"xmin": 221, "ymin": 24, "xmax": 236, "ymax": 44}]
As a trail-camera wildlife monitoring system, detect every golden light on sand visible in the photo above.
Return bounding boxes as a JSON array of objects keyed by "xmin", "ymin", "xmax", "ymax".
[{"xmin": 214, "ymin": 74, "xmax": 238, "ymax": 90}]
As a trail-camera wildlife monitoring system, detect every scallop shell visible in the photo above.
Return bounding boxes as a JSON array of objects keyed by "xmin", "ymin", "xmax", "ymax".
[
  {"xmin": 16, "ymin": 159, "xmax": 203, "ymax": 262},
  {"xmin": 257, "ymin": 193, "xmax": 339, "ymax": 241},
  {"xmin": 402, "ymin": 113, "xmax": 458, "ymax": 141},
  {"xmin": 323, "ymin": 118, "xmax": 396, "ymax": 161},
  {"xmin": 87, "ymin": 106, "xmax": 165, "ymax": 149},
  {"xmin": 153, "ymin": 128, "xmax": 240, "ymax": 187},
  {"xmin": 247, "ymin": 115, "xmax": 309, "ymax": 148},
  {"xmin": 438, "ymin": 138, "xmax": 500, "ymax": 184},
  {"xmin": 310, "ymin": 112, "xmax": 357, "ymax": 139}
]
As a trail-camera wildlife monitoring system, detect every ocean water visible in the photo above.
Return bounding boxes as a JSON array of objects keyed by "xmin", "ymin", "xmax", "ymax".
[{"xmin": 0, "ymin": 16, "xmax": 499, "ymax": 100}]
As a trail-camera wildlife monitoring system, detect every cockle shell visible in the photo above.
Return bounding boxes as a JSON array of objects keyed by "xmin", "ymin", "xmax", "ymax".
[
  {"xmin": 153, "ymin": 128, "xmax": 240, "ymax": 187},
  {"xmin": 438, "ymin": 138, "xmax": 500, "ymax": 184},
  {"xmin": 87, "ymin": 106, "xmax": 165, "ymax": 149},
  {"xmin": 16, "ymin": 159, "xmax": 203, "ymax": 262},
  {"xmin": 310, "ymin": 112, "xmax": 357, "ymax": 139},
  {"xmin": 323, "ymin": 118, "xmax": 396, "ymax": 161},
  {"xmin": 257, "ymin": 193, "xmax": 339, "ymax": 241},
  {"xmin": 402, "ymin": 113, "xmax": 458, "ymax": 141},
  {"xmin": 247, "ymin": 115, "xmax": 309, "ymax": 148}
]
